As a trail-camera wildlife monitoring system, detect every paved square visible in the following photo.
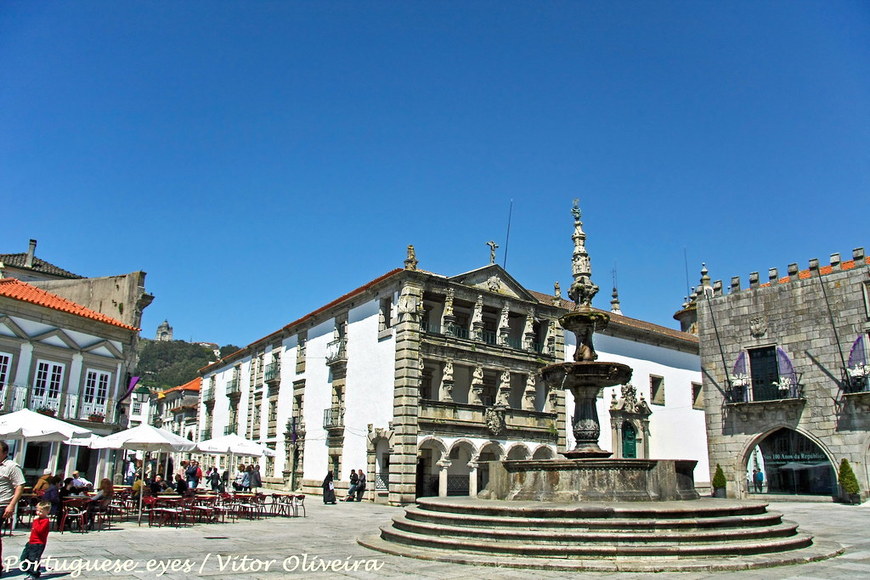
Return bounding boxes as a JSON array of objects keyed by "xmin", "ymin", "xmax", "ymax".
[{"xmin": 2, "ymin": 500, "xmax": 866, "ymax": 579}]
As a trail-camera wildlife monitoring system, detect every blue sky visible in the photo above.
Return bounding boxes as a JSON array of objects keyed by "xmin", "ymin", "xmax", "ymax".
[{"xmin": 2, "ymin": 2, "xmax": 868, "ymax": 347}]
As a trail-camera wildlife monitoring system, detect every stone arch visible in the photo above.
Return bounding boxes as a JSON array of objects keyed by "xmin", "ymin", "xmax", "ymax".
[
  {"xmin": 447, "ymin": 440, "xmax": 475, "ymax": 496},
  {"xmin": 448, "ymin": 438, "xmax": 478, "ymax": 458},
  {"xmin": 475, "ymin": 441, "xmax": 505, "ymax": 495},
  {"xmin": 532, "ymin": 445, "xmax": 555, "ymax": 460},
  {"xmin": 506, "ymin": 443, "xmax": 531, "ymax": 460},
  {"xmin": 367, "ymin": 426, "xmax": 394, "ymax": 496},
  {"xmin": 474, "ymin": 441, "xmax": 504, "ymax": 462},
  {"xmin": 416, "ymin": 437, "xmax": 447, "ymax": 498},
  {"xmin": 739, "ymin": 426, "xmax": 837, "ymax": 497}
]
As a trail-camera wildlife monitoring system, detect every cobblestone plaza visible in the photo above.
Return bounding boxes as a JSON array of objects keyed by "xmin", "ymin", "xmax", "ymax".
[{"xmin": 2, "ymin": 499, "xmax": 866, "ymax": 579}]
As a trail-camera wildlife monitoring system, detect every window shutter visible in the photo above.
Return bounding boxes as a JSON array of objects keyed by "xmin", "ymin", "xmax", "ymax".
[
  {"xmin": 847, "ymin": 334, "xmax": 866, "ymax": 369},
  {"xmin": 775, "ymin": 347, "xmax": 797, "ymax": 394},
  {"xmin": 732, "ymin": 351, "xmax": 747, "ymax": 377}
]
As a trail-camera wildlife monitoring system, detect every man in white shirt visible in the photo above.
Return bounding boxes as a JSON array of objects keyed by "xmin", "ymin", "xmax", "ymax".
[
  {"xmin": 0, "ymin": 440, "xmax": 25, "ymax": 575},
  {"xmin": 71, "ymin": 471, "xmax": 92, "ymax": 490}
]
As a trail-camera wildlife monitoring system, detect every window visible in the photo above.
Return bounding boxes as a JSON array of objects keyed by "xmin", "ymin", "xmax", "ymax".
[
  {"xmin": 650, "ymin": 375, "xmax": 665, "ymax": 406},
  {"xmin": 379, "ymin": 296, "xmax": 392, "ymax": 334},
  {"xmin": 864, "ymin": 281, "xmax": 870, "ymax": 320},
  {"xmin": 34, "ymin": 361, "xmax": 64, "ymax": 399},
  {"xmin": 0, "ymin": 353, "xmax": 11, "ymax": 386},
  {"xmin": 84, "ymin": 370, "xmax": 110, "ymax": 406},
  {"xmin": 691, "ymin": 382, "xmax": 703, "ymax": 410},
  {"xmin": 296, "ymin": 332, "xmax": 307, "ymax": 373}
]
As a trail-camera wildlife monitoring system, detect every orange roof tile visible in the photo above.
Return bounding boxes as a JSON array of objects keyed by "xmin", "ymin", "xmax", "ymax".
[
  {"xmin": 0, "ymin": 277, "xmax": 138, "ymax": 331},
  {"xmin": 164, "ymin": 377, "xmax": 201, "ymax": 393}
]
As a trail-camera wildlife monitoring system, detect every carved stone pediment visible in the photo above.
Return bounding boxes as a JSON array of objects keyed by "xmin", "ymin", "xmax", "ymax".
[{"xmin": 449, "ymin": 265, "xmax": 537, "ymax": 301}]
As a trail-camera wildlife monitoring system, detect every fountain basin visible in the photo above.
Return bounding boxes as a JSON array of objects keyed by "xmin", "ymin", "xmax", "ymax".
[
  {"xmin": 482, "ymin": 458, "xmax": 700, "ymax": 502},
  {"xmin": 541, "ymin": 361, "xmax": 632, "ymax": 389}
]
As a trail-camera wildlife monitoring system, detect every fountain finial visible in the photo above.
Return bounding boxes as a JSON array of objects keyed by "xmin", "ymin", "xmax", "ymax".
[{"xmin": 567, "ymin": 199, "xmax": 599, "ymax": 308}]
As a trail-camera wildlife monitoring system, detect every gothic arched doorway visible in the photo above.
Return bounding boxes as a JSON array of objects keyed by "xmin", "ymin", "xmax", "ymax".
[{"xmin": 751, "ymin": 428, "xmax": 835, "ymax": 496}]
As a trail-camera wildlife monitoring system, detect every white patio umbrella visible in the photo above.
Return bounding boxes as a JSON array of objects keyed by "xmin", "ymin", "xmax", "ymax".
[
  {"xmin": 0, "ymin": 409, "xmax": 93, "ymax": 467},
  {"xmin": 196, "ymin": 433, "xmax": 275, "ymax": 490},
  {"xmin": 92, "ymin": 424, "xmax": 196, "ymax": 524},
  {"xmin": 195, "ymin": 433, "xmax": 276, "ymax": 457}
]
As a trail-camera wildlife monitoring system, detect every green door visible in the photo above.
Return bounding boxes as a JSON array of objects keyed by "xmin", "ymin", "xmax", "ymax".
[{"xmin": 622, "ymin": 422, "xmax": 637, "ymax": 458}]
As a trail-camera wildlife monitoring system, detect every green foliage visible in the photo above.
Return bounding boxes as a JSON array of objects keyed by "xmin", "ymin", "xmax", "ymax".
[
  {"xmin": 838, "ymin": 458, "xmax": 860, "ymax": 496},
  {"xmin": 135, "ymin": 339, "xmax": 230, "ymax": 390},
  {"xmin": 220, "ymin": 344, "xmax": 241, "ymax": 358},
  {"xmin": 712, "ymin": 464, "xmax": 727, "ymax": 489}
]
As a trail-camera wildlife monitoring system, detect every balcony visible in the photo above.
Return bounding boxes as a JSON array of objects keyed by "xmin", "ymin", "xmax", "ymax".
[
  {"xmin": 725, "ymin": 378, "xmax": 803, "ymax": 404},
  {"xmin": 322, "ymin": 407, "xmax": 343, "ymax": 430},
  {"xmin": 226, "ymin": 378, "xmax": 241, "ymax": 396},
  {"xmin": 201, "ymin": 428, "xmax": 212, "ymax": 440},
  {"xmin": 224, "ymin": 425, "xmax": 236, "ymax": 435},
  {"xmin": 725, "ymin": 378, "xmax": 806, "ymax": 423},
  {"xmin": 418, "ymin": 400, "xmax": 557, "ymax": 438},
  {"xmin": 265, "ymin": 362, "xmax": 281, "ymax": 383},
  {"xmin": 202, "ymin": 389, "xmax": 214, "ymax": 403},
  {"xmin": 325, "ymin": 339, "xmax": 347, "ymax": 366}
]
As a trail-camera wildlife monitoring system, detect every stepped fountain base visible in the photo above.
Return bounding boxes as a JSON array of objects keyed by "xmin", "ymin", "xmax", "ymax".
[{"xmin": 480, "ymin": 458, "xmax": 700, "ymax": 502}]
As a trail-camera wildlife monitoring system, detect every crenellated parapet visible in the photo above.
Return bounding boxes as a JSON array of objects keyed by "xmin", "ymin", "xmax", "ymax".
[{"xmin": 692, "ymin": 247, "xmax": 867, "ymax": 300}]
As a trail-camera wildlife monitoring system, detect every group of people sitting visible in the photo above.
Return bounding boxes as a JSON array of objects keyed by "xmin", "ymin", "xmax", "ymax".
[{"xmin": 31, "ymin": 469, "xmax": 114, "ymax": 528}]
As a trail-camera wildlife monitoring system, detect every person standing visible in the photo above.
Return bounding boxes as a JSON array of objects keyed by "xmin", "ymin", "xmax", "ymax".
[
  {"xmin": 322, "ymin": 471, "xmax": 337, "ymax": 504},
  {"xmin": 21, "ymin": 500, "xmax": 51, "ymax": 579},
  {"xmin": 754, "ymin": 469, "xmax": 764, "ymax": 493},
  {"xmin": 0, "ymin": 440, "xmax": 26, "ymax": 575},
  {"xmin": 248, "ymin": 464, "xmax": 262, "ymax": 493},
  {"xmin": 355, "ymin": 469, "xmax": 367, "ymax": 502}
]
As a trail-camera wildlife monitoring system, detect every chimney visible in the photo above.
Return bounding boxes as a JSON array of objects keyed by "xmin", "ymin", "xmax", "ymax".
[{"xmin": 25, "ymin": 239, "xmax": 36, "ymax": 268}]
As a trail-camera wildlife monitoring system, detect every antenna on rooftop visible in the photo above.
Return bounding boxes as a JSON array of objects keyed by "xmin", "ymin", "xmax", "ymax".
[
  {"xmin": 503, "ymin": 199, "xmax": 513, "ymax": 270},
  {"xmin": 683, "ymin": 248, "xmax": 691, "ymax": 302}
]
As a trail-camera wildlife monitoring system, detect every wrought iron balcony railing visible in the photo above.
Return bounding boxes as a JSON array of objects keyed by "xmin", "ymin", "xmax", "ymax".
[
  {"xmin": 226, "ymin": 378, "xmax": 241, "ymax": 396},
  {"xmin": 264, "ymin": 362, "xmax": 281, "ymax": 383},
  {"xmin": 322, "ymin": 407, "xmax": 343, "ymax": 430},
  {"xmin": 325, "ymin": 339, "xmax": 347, "ymax": 365}
]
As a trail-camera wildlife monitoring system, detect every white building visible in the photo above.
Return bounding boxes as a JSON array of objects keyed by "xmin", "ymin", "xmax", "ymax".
[{"xmin": 199, "ymin": 246, "xmax": 706, "ymax": 504}]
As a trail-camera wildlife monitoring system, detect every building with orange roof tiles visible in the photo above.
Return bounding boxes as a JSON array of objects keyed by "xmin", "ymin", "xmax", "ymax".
[
  {"xmin": 0, "ymin": 277, "xmax": 141, "ymax": 483},
  {"xmin": 680, "ymin": 247, "xmax": 870, "ymax": 501}
]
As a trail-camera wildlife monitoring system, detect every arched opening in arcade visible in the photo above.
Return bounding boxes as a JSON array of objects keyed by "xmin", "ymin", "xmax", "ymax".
[
  {"xmin": 476, "ymin": 442, "xmax": 502, "ymax": 494},
  {"xmin": 416, "ymin": 439, "xmax": 445, "ymax": 498},
  {"xmin": 746, "ymin": 428, "xmax": 836, "ymax": 496},
  {"xmin": 447, "ymin": 441, "xmax": 474, "ymax": 496}
]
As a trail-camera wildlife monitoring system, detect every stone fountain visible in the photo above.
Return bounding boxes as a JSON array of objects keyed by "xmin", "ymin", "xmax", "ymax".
[
  {"xmin": 361, "ymin": 201, "xmax": 838, "ymax": 571},
  {"xmin": 481, "ymin": 199, "xmax": 698, "ymax": 501}
]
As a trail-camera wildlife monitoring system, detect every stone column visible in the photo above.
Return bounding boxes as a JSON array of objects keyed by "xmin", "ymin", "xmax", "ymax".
[
  {"xmin": 437, "ymin": 459, "xmax": 451, "ymax": 498},
  {"xmin": 498, "ymin": 302, "xmax": 510, "ymax": 346},
  {"xmin": 390, "ymin": 279, "xmax": 425, "ymax": 506},
  {"xmin": 440, "ymin": 288, "xmax": 455, "ymax": 335},
  {"xmin": 468, "ymin": 461, "xmax": 478, "ymax": 497},
  {"xmin": 471, "ymin": 366, "xmax": 484, "ymax": 405},
  {"xmin": 497, "ymin": 370, "xmax": 511, "ymax": 406},
  {"xmin": 523, "ymin": 308, "xmax": 535, "ymax": 351},
  {"xmin": 471, "ymin": 295, "xmax": 484, "ymax": 341},
  {"xmin": 522, "ymin": 374, "xmax": 537, "ymax": 411},
  {"xmin": 439, "ymin": 360, "xmax": 454, "ymax": 402}
]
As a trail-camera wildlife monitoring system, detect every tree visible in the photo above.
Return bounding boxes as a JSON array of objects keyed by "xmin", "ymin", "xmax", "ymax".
[
  {"xmin": 712, "ymin": 464, "xmax": 727, "ymax": 489},
  {"xmin": 838, "ymin": 458, "xmax": 860, "ymax": 497},
  {"xmin": 135, "ymin": 339, "xmax": 234, "ymax": 390}
]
